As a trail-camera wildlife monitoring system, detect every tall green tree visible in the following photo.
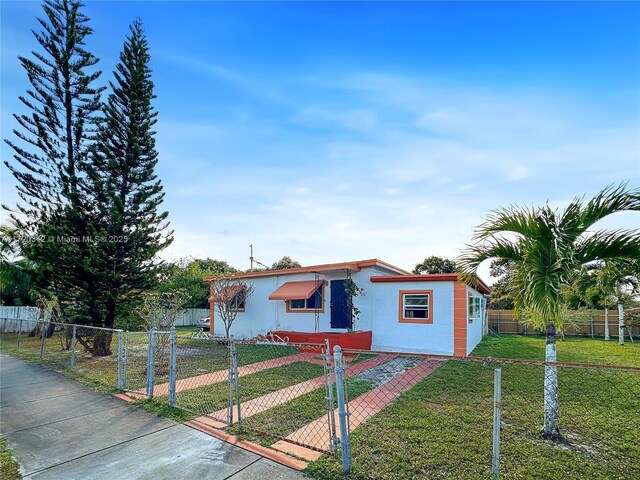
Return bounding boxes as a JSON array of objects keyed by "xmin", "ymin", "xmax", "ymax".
[
  {"xmin": 458, "ymin": 184, "xmax": 640, "ymax": 439},
  {"xmin": 159, "ymin": 258, "xmax": 237, "ymax": 308},
  {"xmin": 487, "ymin": 259, "xmax": 516, "ymax": 309},
  {"xmin": 271, "ymin": 256, "xmax": 302, "ymax": 270},
  {"xmin": 4, "ymin": 0, "xmax": 104, "ymax": 314},
  {"xmin": 83, "ymin": 20, "xmax": 172, "ymax": 344},
  {"xmin": 412, "ymin": 256, "xmax": 457, "ymax": 274}
]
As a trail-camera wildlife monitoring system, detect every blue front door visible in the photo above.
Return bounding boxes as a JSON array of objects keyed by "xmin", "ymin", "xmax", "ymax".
[{"xmin": 330, "ymin": 280, "xmax": 352, "ymax": 329}]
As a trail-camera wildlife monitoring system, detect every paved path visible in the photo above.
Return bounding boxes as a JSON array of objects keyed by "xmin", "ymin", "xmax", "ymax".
[
  {"xmin": 0, "ymin": 353, "xmax": 307, "ymax": 479},
  {"xmin": 148, "ymin": 352, "xmax": 322, "ymax": 397},
  {"xmin": 204, "ymin": 353, "xmax": 397, "ymax": 425},
  {"xmin": 272, "ymin": 359, "xmax": 442, "ymax": 460}
]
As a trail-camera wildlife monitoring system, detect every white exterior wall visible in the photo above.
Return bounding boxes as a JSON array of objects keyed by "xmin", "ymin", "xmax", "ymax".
[
  {"xmin": 466, "ymin": 286, "xmax": 486, "ymax": 355},
  {"xmin": 369, "ymin": 281, "xmax": 455, "ymax": 355},
  {"xmin": 218, "ymin": 267, "xmax": 386, "ymax": 339},
  {"xmin": 213, "ymin": 266, "xmax": 487, "ymax": 356}
]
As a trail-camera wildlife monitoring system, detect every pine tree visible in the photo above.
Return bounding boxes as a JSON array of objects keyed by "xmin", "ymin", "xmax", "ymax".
[
  {"xmin": 4, "ymin": 0, "xmax": 104, "ymax": 314},
  {"xmin": 85, "ymin": 20, "xmax": 173, "ymax": 337}
]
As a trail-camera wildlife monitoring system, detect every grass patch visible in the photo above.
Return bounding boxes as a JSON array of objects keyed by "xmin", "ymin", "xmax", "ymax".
[
  {"xmin": 133, "ymin": 398, "xmax": 196, "ymax": 423},
  {"xmin": 231, "ymin": 377, "xmax": 375, "ymax": 447},
  {"xmin": 0, "ymin": 437, "xmax": 22, "ymax": 480},
  {"xmin": 171, "ymin": 361, "xmax": 324, "ymax": 416},
  {"xmin": 307, "ymin": 355, "xmax": 640, "ymax": 480},
  {"xmin": 472, "ymin": 334, "xmax": 640, "ymax": 366}
]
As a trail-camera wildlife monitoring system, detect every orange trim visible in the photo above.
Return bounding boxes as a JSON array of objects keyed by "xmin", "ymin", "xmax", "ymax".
[
  {"xmin": 398, "ymin": 290, "xmax": 434, "ymax": 324},
  {"xmin": 371, "ymin": 274, "xmax": 491, "ymax": 295},
  {"xmin": 185, "ymin": 420, "xmax": 308, "ymax": 471},
  {"xmin": 203, "ymin": 258, "xmax": 410, "ymax": 281},
  {"xmin": 285, "ymin": 284, "xmax": 326, "ymax": 313},
  {"xmin": 453, "ymin": 282, "xmax": 468, "ymax": 356}
]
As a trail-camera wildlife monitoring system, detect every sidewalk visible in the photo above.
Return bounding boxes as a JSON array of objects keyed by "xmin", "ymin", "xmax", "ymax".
[{"xmin": 0, "ymin": 353, "xmax": 307, "ymax": 480}]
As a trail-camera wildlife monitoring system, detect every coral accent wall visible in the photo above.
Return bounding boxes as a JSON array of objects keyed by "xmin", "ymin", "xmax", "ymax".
[{"xmin": 453, "ymin": 282, "xmax": 468, "ymax": 357}]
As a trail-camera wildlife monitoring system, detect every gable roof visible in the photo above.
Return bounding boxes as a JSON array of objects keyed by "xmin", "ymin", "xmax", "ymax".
[{"xmin": 203, "ymin": 258, "xmax": 410, "ymax": 281}]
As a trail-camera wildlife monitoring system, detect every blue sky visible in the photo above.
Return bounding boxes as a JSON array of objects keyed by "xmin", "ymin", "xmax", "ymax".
[{"xmin": 2, "ymin": 1, "xmax": 639, "ymax": 277}]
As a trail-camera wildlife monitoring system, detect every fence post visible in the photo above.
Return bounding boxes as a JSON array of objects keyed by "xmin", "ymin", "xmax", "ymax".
[
  {"xmin": 618, "ymin": 304, "xmax": 624, "ymax": 346},
  {"xmin": 232, "ymin": 338, "xmax": 241, "ymax": 428},
  {"xmin": 492, "ymin": 367, "xmax": 502, "ymax": 479},
  {"xmin": 123, "ymin": 332, "xmax": 129, "ymax": 390},
  {"xmin": 146, "ymin": 328, "xmax": 157, "ymax": 398},
  {"xmin": 324, "ymin": 339, "xmax": 337, "ymax": 453},
  {"xmin": 39, "ymin": 320, "xmax": 46, "ymax": 358},
  {"xmin": 497, "ymin": 311, "xmax": 501, "ymax": 334},
  {"xmin": 117, "ymin": 330, "xmax": 124, "ymax": 389},
  {"xmin": 227, "ymin": 337, "xmax": 235, "ymax": 425},
  {"xmin": 168, "ymin": 328, "xmax": 177, "ymax": 406},
  {"xmin": 70, "ymin": 325, "xmax": 77, "ymax": 368},
  {"xmin": 16, "ymin": 319, "xmax": 22, "ymax": 349},
  {"xmin": 333, "ymin": 345, "xmax": 351, "ymax": 473}
]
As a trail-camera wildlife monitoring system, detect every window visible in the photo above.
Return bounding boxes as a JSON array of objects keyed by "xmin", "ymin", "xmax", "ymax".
[
  {"xmin": 230, "ymin": 290, "xmax": 246, "ymax": 311},
  {"xmin": 287, "ymin": 285, "xmax": 324, "ymax": 313},
  {"xmin": 398, "ymin": 290, "xmax": 433, "ymax": 324},
  {"xmin": 468, "ymin": 293, "xmax": 482, "ymax": 322}
]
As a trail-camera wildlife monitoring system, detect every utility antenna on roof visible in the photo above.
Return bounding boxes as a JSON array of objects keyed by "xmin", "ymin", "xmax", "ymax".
[{"xmin": 249, "ymin": 244, "xmax": 269, "ymax": 271}]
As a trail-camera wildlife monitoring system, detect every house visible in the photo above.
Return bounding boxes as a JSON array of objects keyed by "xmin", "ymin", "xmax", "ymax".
[{"xmin": 203, "ymin": 259, "xmax": 490, "ymax": 357}]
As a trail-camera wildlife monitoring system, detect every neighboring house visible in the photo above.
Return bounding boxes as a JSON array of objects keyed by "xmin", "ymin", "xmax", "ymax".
[{"xmin": 203, "ymin": 259, "xmax": 490, "ymax": 357}]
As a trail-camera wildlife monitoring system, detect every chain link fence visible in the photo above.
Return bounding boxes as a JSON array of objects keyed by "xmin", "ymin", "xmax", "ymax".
[
  {"xmin": 0, "ymin": 318, "xmax": 124, "ymax": 390},
  {"xmin": 2, "ymin": 321, "xmax": 638, "ymax": 478},
  {"xmin": 316, "ymin": 349, "xmax": 640, "ymax": 479}
]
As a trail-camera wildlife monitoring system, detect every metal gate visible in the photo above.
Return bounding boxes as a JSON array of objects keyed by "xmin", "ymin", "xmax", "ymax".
[{"xmin": 170, "ymin": 334, "xmax": 336, "ymax": 453}]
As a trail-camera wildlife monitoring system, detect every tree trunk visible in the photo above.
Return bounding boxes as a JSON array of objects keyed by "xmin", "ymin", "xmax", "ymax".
[
  {"xmin": 604, "ymin": 308, "xmax": 610, "ymax": 340},
  {"xmin": 542, "ymin": 323, "xmax": 560, "ymax": 440},
  {"xmin": 618, "ymin": 303, "xmax": 624, "ymax": 346}
]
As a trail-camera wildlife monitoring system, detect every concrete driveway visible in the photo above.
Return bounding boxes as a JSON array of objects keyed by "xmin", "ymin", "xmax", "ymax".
[{"xmin": 0, "ymin": 353, "xmax": 308, "ymax": 479}]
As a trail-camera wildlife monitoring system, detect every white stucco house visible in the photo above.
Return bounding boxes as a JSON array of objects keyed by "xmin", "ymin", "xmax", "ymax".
[{"xmin": 204, "ymin": 259, "xmax": 490, "ymax": 357}]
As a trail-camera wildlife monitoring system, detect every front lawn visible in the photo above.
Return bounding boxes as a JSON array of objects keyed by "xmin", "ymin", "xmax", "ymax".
[
  {"xmin": 169, "ymin": 361, "xmax": 325, "ymax": 417},
  {"xmin": 307, "ymin": 337, "xmax": 640, "ymax": 480},
  {"xmin": 471, "ymin": 334, "xmax": 640, "ymax": 366}
]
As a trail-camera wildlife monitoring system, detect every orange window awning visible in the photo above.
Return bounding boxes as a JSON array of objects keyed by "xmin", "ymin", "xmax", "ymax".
[{"xmin": 269, "ymin": 280, "xmax": 324, "ymax": 301}]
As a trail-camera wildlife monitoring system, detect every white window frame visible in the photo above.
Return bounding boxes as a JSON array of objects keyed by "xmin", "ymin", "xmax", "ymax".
[{"xmin": 468, "ymin": 293, "xmax": 482, "ymax": 322}]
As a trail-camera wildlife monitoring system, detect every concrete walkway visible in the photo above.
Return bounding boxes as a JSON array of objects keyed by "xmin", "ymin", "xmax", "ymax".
[
  {"xmin": 0, "ymin": 353, "xmax": 307, "ymax": 479},
  {"xmin": 204, "ymin": 353, "xmax": 397, "ymax": 426},
  {"xmin": 148, "ymin": 352, "xmax": 323, "ymax": 397},
  {"xmin": 271, "ymin": 359, "xmax": 442, "ymax": 461}
]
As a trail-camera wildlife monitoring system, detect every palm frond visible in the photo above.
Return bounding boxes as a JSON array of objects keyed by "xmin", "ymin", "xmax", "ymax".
[
  {"xmin": 473, "ymin": 204, "xmax": 537, "ymax": 240},
  {"xmin": 564, "ymin": 183, "xmax": 640, "ymax": 237},
  {"xmin": 574, "ymin": 229, "xmax": 640, "ymax": 265},
  {"xmin": 457, "ymin": 238, "xmax": 522, "ymax": 276}
]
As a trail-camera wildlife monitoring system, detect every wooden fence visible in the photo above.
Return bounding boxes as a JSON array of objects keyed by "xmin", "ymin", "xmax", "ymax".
[{"xmin": 488, "ymin": 309, "xmax": 639, "ymax": 338}]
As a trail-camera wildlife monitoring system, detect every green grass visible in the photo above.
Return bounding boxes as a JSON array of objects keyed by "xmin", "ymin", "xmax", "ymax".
[
  {"xmin": 307, "ymin": 338, "xmax": 640, "ymax": 480},
  {"xmin": 0, "ymin": 331, "xmax": 301, "ymax": 394},
  {"xmin": 133, "ymin": 398, "xmax": 196, "ymax": 423},
  {"xmin": 231, "ymin": 377, "xmax": 375, "ymax": 447},
  {"xmin": 472, "ymin": 334, "xmax": 640, "ymax": 366},
  {"xmin": 169, "ymin": 361, "xmax": 324, "ymax": 416},
  {"xmin": 0, "ymin": 437, "xmax": 22, "ymax": 480}
]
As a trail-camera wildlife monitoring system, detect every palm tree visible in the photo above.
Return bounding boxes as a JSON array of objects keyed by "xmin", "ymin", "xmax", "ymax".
[{"xmin": 458, "ymin": 184, "xmax": 640, "ymax": 439}]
